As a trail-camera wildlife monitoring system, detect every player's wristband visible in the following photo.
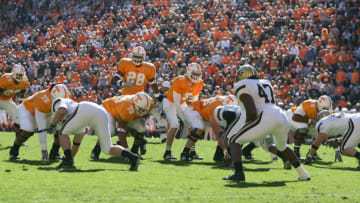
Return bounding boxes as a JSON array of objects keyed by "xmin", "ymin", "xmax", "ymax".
[{"xmin": 154, "ymin": 93, "xmax": 160, "ymax": 98}]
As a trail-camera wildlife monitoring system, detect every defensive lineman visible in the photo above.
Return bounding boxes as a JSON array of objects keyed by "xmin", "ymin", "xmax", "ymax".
[
  {"xmin": 49, "ymin": 98, "xmax": 141, "ymax": 170},
  {"xmin": 222, "ymin": 64, "xmax": 310, "ymax": 181}
]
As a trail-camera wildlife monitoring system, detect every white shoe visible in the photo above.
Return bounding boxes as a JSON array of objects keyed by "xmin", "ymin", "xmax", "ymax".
[
  {"xmin": 298, "ymin": 170, "xmax": 311, "ymax": 181},
  {"xmin": 296, "ymin": 165, "xmax": 310, "ymax": 181}
]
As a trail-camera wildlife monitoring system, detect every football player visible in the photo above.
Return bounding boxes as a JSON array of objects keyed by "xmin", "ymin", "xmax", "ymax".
[
  {"xmin": 9, "ymin": 84, "xmax": 69, "ymax": 161},
  {"xmin": 222, "ymin": 64, "xmax": 310, "ymax": 182},
  {"xmin": 116, "ymin": 46, "xmax": 160, "ymax": 154},
  {"xmin": 323, "ymin": 113, "xmax": 360, "ymax": 169},
  {"xmin": 180, "ymin": 95, "xmax": 239, "ymax": 161},
  {"xmin": 90, "ymin": 92, "xmax": 154, "ymax": 160},
  {"xmin": 291, "ymin": 95, "xmax": 333, "ymax": 160},
  {"xmin": 162, "ymin": 63, "xmax": 204, "ymax": 160},
  {"xmin": 49, "ymin": 97, "xmax": 141, "ymax": 171},
  {"xmin": 304, "ymin": 110, "xmax": 348, "ymax": 165},
  {"xmin": 117, "ymin": 46, "xmax": 159, "ymax": 96},
  {"xmin": 0, "ymin": 64, "xmax": 29, "ymax": 140}
]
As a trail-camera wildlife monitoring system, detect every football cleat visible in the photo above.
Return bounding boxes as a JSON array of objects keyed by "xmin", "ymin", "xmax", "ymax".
[
  {"xmin": 312, "ymin": 152, "xmax": 322, "ymax": 160},
  {"xmin": 41, "ymin": 150, "xmax": 49, "ymax": 162},
  {"xmin": 298, "ymin": 175, "xmax": 311, "ymax": 181},
  {"xmin": 9, "ymin": 147, "xmax": 19, "ymax": 160},
  {"xmin": 163, "ymin": 151, "xmax": 177, "ymax": 160},
  {"xmin": 56, "ymin": 160, "xmax": 75, "ymax": 170},
  {"xmin": 129, "ymin": 155, "xmax": 140, "ymax": 171},
  {"xmin": 140, "ymin": 138, "xmax": 147, "ymax": 155},
  {"xmin": 283, "ymin": 161, "xmax": 292, "ymax": 170},
  {"xmin": 304, "ymin": 157, "xmax": 312, "ymax": 165},
  {"xmin": 180, "ymin": 152, "xmax": 192, "ymax": 161},
  {"xmin": 222, "ymin": 172, "xmax": 245, "ymax": 182},
  {"xmin": 49, "ymin": 152, "xmax": 63, "ymax": 160},
  {"xmin": 190, "ymin": 151, "xmax": 203, "ymax": 160},
  {"xmin": 90, "ymin": 148, "xmax": 101, "ymax": 160}
]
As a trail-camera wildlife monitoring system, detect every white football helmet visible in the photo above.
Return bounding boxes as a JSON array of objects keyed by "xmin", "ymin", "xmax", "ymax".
[
  {"xmin": 133, "ymin": 92, "xmax": 152, "ymax": 116},
  {"xmin": 12, "ymin": 64, "xmax": 26, "ymax": 82},
  {"xmin": 50, "ymin": 84, "xmax": 70, "ymax": 100},
  {"xmin": 186, "ymin": 63, "xmax": 202, "ymax": 83},
  {"xmin": 222, "ymin": 95, "xmax": 239, "ymax": 106},
  {"xmin": 318, "ymin": 110, "xmax": 331, "ymax": 120},
  {"xmin": 317, "ymin": 95, "xmax": 333, "ymax": 112},
  {"xmin": 131, "ymin": 46, "xmax": 146, "ymax": 66}
]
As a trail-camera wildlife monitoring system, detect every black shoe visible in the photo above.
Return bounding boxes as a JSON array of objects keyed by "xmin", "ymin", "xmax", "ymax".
[
  {"xmin": 140, "ymin": 138, "xmax": 147, "ymax": 155},
  {"xmin": 312, "ymin": 152, "xmax": 322, "ymax": 160},
  {"xmin": 304, "ymin": 157, "xmax": 312, "ymax": 165},
  {"xmin": 243, "ymin": 150, "xmax": 254, "ymax": 160},
  {"xmin": 90, "ymin": 148, "xmax": 101, "ymax": 160},
  {"xmin": 213, "ymin": 146, "xmax": 225, "ymax": 161},
  {"xmin": 129, "ymin": 155, "xmax": 140, "ymax": 171},
  {"xmin": 9, "ymin": 147, "xmax": 19, "ymax": 160},
  {"xmin": 49, "ymin": 152, "xmax": 63, "ymax": 160},
  {"xmin": 180, "ymin": 152, "xmax": 192, "ymax": 161},
  {"xmin": 222, "ymin": 172, "xmax": 245, "ymax": 182},
  {"xmin": 190, "ymin": 151, "xmax": 203, "ymax": 160},
  {"xmin": 56, "ymin": 160, "xmax": 75, "ymax": 170},
  {"xmin": 163, "ymin": 151, "xmax": 177, "ymax": 160}
]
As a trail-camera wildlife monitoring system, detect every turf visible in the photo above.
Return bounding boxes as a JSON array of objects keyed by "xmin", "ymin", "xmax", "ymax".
[{"xmin": 0, "ymin": 132, "xmax": 359, "ymax": 202}]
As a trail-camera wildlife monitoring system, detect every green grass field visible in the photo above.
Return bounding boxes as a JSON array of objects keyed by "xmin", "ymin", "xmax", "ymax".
[{"xmin": 0, "ymin": 132, "xmax": 360, "ymax": 202}]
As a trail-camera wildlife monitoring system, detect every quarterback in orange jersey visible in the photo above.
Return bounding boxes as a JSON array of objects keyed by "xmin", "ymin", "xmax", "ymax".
[
  {"xmin": 0, "ymin": 64, "xmax": 29, "ymax": 137},
  {"xmin": 162, "ymin": 63, "xmax": 204, "ymax": 160},
  {"xmin": 9, "ymin": 84, "xmax": 70, "ymax": 161},
  {"xmin": 291, "ymin": 95, "xmax": 333, "ymax": 160},
  {"xmin": 180, "ymin": 95, "xmax": 239, "ymax": 161},
  {"xmin": 117, "ymin": 46, "xmax": 159, "ymax": 96},
  {"xmin": 90, "ymin": 92, "xmax": 154, "ymax": 160}
]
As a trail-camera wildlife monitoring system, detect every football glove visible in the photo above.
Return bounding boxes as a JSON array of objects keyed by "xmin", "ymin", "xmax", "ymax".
[{"xmin": 326, "ymin": 138, "xmax": 342, "ymax": 148}]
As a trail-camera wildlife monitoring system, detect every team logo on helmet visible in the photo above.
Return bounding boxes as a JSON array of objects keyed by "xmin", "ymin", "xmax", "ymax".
[
  {"xmin": 131, "ymin": 46, "xmax": 146, "ymax": 66},
  {"xmin": 238, "ymin": 65, "xmax": 259, "ymax": 80},
  {"xmin": 317, "ymin": 95, "xmax": 332, "ymax": 112},
  {"xmin": 50, "ymin": 84, "xmax": 70, "ymax": 99},
  {"xmin": 12, "ymin": 64, "xmax": 26, "ymax": 82},
  {"xmin": 133, "ymin": 92, "xmax": 152, "ymax": 116},
  {"xmin": 186, "ymin": 63, "xmax": 202, "ymax": 83}
]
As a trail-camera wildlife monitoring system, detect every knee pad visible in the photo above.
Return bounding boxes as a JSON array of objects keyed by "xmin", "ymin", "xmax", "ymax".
[{"xmin": 187, "ymin": 129, "xmax": 203, "ymax": 142}]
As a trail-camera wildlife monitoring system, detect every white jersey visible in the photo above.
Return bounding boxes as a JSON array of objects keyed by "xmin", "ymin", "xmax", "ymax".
[
  {"xmin": 52, "ymin": 98, "xmax": 79, "ymax": 122},
  {"xmin": 233, "ymin": 79, "xmax": 276, "ymax": 112},
  {"xmin": 316, "ymin": 113, "xmax": 360, "ymax": 137},
  {"xmin": 214, "ymin": 105, "xmax": 245, "ymax": 129}
]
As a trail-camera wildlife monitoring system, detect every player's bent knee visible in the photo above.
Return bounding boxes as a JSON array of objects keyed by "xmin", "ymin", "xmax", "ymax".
[
  {"xmin": 187, "ymin": 129, "xmax": 203, "ymax": 142},
  {"xmin": 16, "ymin": 130, "xmax": 33, "ymax": 143}
]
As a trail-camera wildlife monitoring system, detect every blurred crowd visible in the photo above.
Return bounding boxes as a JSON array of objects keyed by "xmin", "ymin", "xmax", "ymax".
[{"xmin": 0, "ymin": 0, "xmax": 359, "ymax": 111}]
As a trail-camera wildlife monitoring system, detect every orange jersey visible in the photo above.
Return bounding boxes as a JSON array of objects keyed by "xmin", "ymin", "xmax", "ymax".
[
  {"xmin": 102, "ymin": 95, "xmax": 154, "ymax": 123},
  {"xmin": 189, "ymin": 96, "xmax": 227, "ymax": 122},
  {"xmin": 297, "ymin": 99, "xmax": 318, "ymax": 120},
  {"xmin": 117, "ymin": 58, "xmax": 156, "ymax": 95},
  {"xmin": 165, "ymin": 75, "xmax": 204, "ymax": 104},
  {"xmin": 23, "ymin": 89, "xmax": 52, "ymax": 115},
  {"xmin": 0, "ymin": 73, "xmax": 29, "ymax": 100}
]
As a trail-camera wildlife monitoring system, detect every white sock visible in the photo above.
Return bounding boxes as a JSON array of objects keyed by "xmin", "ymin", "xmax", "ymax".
[{"xmin": 39, "ymin": 132, "xmax": 47, "ymax": 151}]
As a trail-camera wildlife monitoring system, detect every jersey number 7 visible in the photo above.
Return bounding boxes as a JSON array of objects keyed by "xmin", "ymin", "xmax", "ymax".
[{"xmin": 257, "ymin": 84, "xmax": 275, "ymax": 104}]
